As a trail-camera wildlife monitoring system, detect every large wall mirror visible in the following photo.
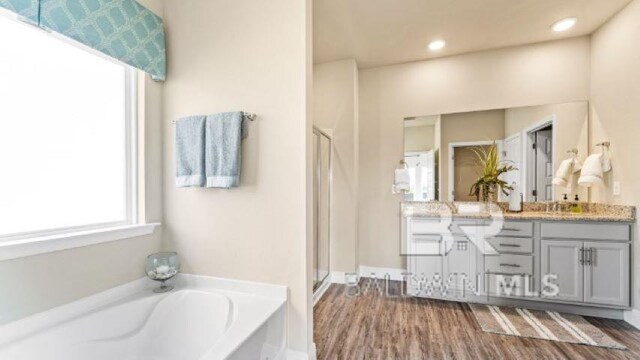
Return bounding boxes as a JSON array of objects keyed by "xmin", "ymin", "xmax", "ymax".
[{"xmin": 403, "ymin": 101, "xmax": 589, "ymax": 203}]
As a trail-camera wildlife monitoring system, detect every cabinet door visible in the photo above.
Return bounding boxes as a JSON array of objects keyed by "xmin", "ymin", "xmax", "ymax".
[
  {"xmin": 584, "ymin": 242, "xmax": 630, "ymax": 307},
  {"xmin": 540, "ymin": 240, "xmax": 583, "ymax": 302},
  {"xmin": 407, "ymin": 254, "xmax": 443, "ymax": 296},
  {"xmin": 443, "ymin": 238, "xmax": 479, "ymax": 295}
]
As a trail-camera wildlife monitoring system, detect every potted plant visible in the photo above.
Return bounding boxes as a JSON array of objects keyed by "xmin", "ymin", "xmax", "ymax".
[{"xmin": 469, "ymin": 142, "xmax": 517, "ymax": 202}]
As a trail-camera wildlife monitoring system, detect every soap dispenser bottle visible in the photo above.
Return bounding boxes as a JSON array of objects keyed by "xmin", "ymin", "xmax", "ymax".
[
  {"xmin": 571, "ymin": 195, "xmax": 583, "ymax": 213},
  {"xmin": 508, "ymin": 181, "xmax": 522, "ymax": 212}
]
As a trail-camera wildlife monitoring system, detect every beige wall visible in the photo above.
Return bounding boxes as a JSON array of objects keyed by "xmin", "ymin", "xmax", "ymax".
[
  {"xmin": 161, "ymin": 0, "xmax": 312, "ymax": 353},
  {"xmin": 440, "ymin": 110, "xmax": 505, "ymax": 200},
  {"xmin": 404, "ymin": 125, "xmax": 435, "ymax": 152},
  {"xmin": 590, "ymin": 0, "xmax": 640, "ymax": 309},
  {"xmin": 359, "ymin": 37, "xmax": 590, "ymax": 269},
  {"xmin": 505, "ymin": 102, "xmax": 589, "ymax": 201},
  {"xmin": 0, "ymin": 0, "xmax": 165, "ymax": 325},
  {"xmin": 313, "ymin": 59, "xmax": 359, "ymax": 273},
  {"xmin": 0, "ymin": 233, "xmax": 161, "ymax": 324}
]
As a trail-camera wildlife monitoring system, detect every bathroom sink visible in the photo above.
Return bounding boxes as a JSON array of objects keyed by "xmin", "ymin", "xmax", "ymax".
[
  {"xmin": 455, "ymin": 203, "xmax": 483, "ymax": 214},
  {"xmin": 450, "ymin": 202, "xmax": 501, "ymax": 215}
]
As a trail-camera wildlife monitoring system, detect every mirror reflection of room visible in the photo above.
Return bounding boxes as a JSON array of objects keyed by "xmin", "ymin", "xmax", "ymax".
[
  {"xmin": 403, "ymin": 116, "xmax": 438, "ymax": 201},
  {"xmin": 405, "ymin": 101, "xmax": 589, "ymax": 203}
]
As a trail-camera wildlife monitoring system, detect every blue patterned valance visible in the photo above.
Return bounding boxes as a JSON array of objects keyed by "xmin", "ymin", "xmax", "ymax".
[
  {"xmin": 0, "ymin": 0, "xmax": 166, "ymax": 81},
  {"xmin": 0, "ymin": 0, "xmax": 39, "ymax": 22}
]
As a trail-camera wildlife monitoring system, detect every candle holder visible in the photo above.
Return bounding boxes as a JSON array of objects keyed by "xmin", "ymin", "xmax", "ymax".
[{"xmin": 146, "ymin": 252, "xmax": 180, "ymax": 293}]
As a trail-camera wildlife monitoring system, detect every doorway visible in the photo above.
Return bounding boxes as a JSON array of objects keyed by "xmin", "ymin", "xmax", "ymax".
[
  {"xmin": 313, "ymin": 127, "xmax": 331, "ymax": 293},
  {"xmin": 448, "ymin": 141, "xmax": 495, "ymax": 201},
  {"xmin": 450, "ymin": 144, "xmax": 492, "ymax": 201},
  {"xmin": 404, "ymin": 151, "xmax": 435, "ymax": 201},
  {"xmin": 525, "ymin": 120, "xmax": 555, "ymax": 202}
]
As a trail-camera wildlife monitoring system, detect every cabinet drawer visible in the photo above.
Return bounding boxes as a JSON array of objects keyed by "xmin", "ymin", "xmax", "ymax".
[
  {"xmin": 487, "ymin": 237, "xmax": 533, "ymax": 254},
  {"xmin": 409, "ymin": 218, "xmax": 445, "ymax": 235},
  {"xmin": 410, "ymin": 234, "xmax": 441, "ymax": 243},
  {"xmin": 450, "ymin": 220, "xmax": 480, "ymax": 235},
  {"xmin": 485, "ymin": 274, "xmax": 534, "ymax": 297},
  {"xmin": 497, "ymin": 221, "xmax": 533, "ymax": 237},
  {"xmin": 409, "ymin": 234, "xmax": 442, "ymax": 256},
  {"xmin": 409, "ymin": 218, "xmax": 480, "ymax": 236},
  {"xmin": 485, "ymin": 254, "xmax": 533, "ymax": 275},
  {"xmin": 541, "ymin": 222, "xmax": 630, "ymax": 241}
]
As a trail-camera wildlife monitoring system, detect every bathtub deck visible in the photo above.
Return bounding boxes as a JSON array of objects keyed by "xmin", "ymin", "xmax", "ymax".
[{"xmin": 313, "ymin": 282, "xmax": 640, "ymax": 360}]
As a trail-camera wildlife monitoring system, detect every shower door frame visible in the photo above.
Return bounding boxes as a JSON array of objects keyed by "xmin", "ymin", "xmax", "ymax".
[{"xmin": 313, "ymin": 126, "xmax": 332, "ymax": 293}]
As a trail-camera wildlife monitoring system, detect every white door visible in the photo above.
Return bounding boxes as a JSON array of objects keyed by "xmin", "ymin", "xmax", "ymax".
[
  {"xmin": 534, "ymin": 129, "xmax": 553, "ymax": 201},
  {"xmin": 541, "ymin": 240, "xmax": 583, "ymax": 302},
  {"xmin": 405, "ymin": 151, "xmax": 435, "ymax": 201},
  {"xmin": 584, "ymin": 242, "xmax": 630, "ymax": 307},
  {"xmin": 501, "ymin": 134, "xmax": 522, "ymax": 201},
  {"xmin": 422, "ymin": 151, "xmax": 435, "ymax": 201}
]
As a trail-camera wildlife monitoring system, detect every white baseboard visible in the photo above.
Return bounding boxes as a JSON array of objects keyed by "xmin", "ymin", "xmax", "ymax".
[
  {"xmin": 358, "ymin": 265, "xmax": 406, "ymax": 281},
  {"xmin": 311, "ymin": 266, "xmax": 407, "ymax": 283},
  {"xmin": 286, "ymin": 349, "xmax": 308, "ymax": 360},
  {"xmin": 330, "ymin": 271, "xmax": 347, "ymax": 284},
  {"xmin": 328, "ymin": 267, "xmax": 406, "ymax": 284},
  {"xmin": 286, "ymin": 342, "xmax": 316, "ymax": 360},
  {"xmin": 313, "ymin": 280, "xmax": 331, "ymax": 306},
  {"xmin": 624, "ymin": 309, "xmax": 640, "ymax": 330},
  {"xmin": 309, "ymin": 342, "xmax": 317, "ymax": 360}
]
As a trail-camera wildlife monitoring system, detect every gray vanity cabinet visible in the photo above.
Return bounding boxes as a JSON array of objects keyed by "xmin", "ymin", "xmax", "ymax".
[
  {"xmin": 540, "ymin": 240, "xmax": 584, "ymax": 302},
  {"xmin": 541, "ymin": 236, "xmax": 630, "ymax": 307},
  {"xmin": 540, "ymin": 222, "xmax": 631, "ymax": 308},
  {"xmin": 584, "ymin": 241, "xmax": 630, "ymax": 307},
  {"xmin": 405, "ymin": 215, "xmax": 632, "ymax": 310}
]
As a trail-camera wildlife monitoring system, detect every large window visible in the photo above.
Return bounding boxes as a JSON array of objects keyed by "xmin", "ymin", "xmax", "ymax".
[{"xmin": 0, "ymin": 14, "xmax": 137, "ymax": 240}]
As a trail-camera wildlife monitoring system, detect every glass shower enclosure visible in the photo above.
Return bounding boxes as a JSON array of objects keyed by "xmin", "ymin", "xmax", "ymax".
[{"xmin": 313, "ymin": 127, "xmax": 331, "ymax": 292}]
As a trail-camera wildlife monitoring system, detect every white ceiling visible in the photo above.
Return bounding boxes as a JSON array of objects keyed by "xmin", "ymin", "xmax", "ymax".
[{"xmin": 314, "ymin": 0, "xmax": 631, "ymax": 68}]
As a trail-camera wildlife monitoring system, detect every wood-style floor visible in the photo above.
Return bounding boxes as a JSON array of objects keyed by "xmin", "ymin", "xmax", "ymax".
[{"xmin": 313, "ymin": 282, "xmax": 640, "ymax": 360}]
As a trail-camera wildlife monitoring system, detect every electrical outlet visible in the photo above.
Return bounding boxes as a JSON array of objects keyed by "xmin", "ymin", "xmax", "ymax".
[{"xmin": 613, "ymin": 181, "xmax": 621, "ymax": 196}]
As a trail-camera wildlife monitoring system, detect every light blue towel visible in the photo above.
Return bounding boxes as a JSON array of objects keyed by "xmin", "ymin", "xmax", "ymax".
[
  {"xmin": 205, "ymin": 112, "xmax": 248, "ymax": 188},
  {"xmin": 175, "ymin": 116, "xmax": 206, "ymax": 187}
]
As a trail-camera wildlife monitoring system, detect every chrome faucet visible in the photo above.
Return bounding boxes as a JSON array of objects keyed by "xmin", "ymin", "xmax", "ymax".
[{"xmin": 545, "ymin": 202, "xmax": 561, "ymax": 213}]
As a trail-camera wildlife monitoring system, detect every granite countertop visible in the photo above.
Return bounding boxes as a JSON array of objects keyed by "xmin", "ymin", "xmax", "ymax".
[{"xmin": 402, "ymin": 201, "xmax": 636, "ymax": 223}]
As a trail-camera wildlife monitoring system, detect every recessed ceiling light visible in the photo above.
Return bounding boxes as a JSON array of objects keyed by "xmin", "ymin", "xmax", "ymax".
[
  {"xmin": 428, "ymin": 39, "xmax": 446, "ymax": 51},
  {"xmin": 551, "ymin": 17, "xmax": 577, "ymax": 32}
]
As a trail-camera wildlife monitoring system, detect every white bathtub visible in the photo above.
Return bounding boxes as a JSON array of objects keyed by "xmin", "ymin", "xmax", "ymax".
[{"xmin": 0, "ymin": 275, "xmax": 287, "ymax": 360}]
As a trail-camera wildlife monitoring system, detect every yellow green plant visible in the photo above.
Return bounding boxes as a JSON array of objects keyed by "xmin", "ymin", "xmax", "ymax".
[{"xmin": 468, "ymin": 142, "xmax": 517, "ymax": 202}]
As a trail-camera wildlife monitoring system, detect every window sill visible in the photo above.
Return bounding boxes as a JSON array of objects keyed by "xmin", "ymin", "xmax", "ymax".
[{"xmin": 0, "ymin": 223, "xmax": 160, "ymax": 261}]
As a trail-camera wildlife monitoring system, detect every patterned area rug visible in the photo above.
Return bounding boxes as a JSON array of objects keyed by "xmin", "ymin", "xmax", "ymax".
[{"xmin": 469, "ymin": 303, "xmax": 626, "ymax": 350}]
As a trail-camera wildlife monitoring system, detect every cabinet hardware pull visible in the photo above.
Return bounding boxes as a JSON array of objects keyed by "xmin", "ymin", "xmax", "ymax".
[
  {"xmin": 499, "ymin": 243, "xmax": 521, "ymax": 248},
  {"xmin": 413, "ymin": 238, "xmax": 442, "ymax": 243},
  {"xmin": 502, "ymin": 228, "xmax": 521, "ymax": 232},
  {"xmin": 579, "ymin": 248, "xmax": 584, "ymax": 265},
  {"xmin": 499, "ymin": 263, "xmax": 521, "ymax": 268},
  {"xmin": 585, "ymin": 247, "xmax": 593, "ymax": 266}
]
